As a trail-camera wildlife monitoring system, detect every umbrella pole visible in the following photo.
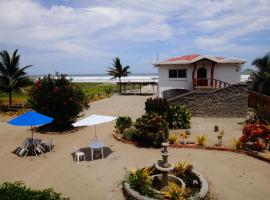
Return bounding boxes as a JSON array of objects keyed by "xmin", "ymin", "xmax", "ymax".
[
  {"xmin": 31, "ymin": 125, "xmax": 33, "ymax": 140},
  {"xmin": 95, "ymin": 125, "xmax": 97, "ymax": 138}
]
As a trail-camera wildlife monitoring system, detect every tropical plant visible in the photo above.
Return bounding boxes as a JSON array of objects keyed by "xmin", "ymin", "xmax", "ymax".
[
  {"xmin": 115, "ymin": 116, "xmax": 132, "ymax": 134},
  {"xmin": 107, "ymin": 57, "xmax": 130, "ymax": 93},
  {"xmin": 239, "ymin": 123, "xmax": 270, "ymax": 151},
  {"xmin": 165, "ymin": 105, "xmax": 191, "ymax": 129},
  {"xmin": 0, "ymin": 181, "xmax": 69, "ymax": 200},
  {"xmin": 145, "ymin": 97, "xmax": 169, "ymax": 115},
  {"xmin": 232, "ymin": 138, "xmax": 242, "ymax": 151},
  {"xmin": 122, "ymin": 127, "xmax": 137, "ymax": 141},
  {"xmin": 28, "ymin": 73, "xmax": 89, "ymax": 129},
  {"xmin": 250, "ymin": 52, "xmax": 270, "ymax": 96},
  {"xmin": 217, "ymin": 128, "xmax": 225, "ymax": 146},
  {"xmin": 0, "ymin": 49, "xmax": 32, "ymax": 105},
  {"xmin": 163, "ymin": 182, "xmax": 187, "ymax": 200},
  {"xmin": 196, "ymin": 135, "xmax": 207, "ymax": 147},
  {"xmin": 134, "ymin": 113, "xmax": 169, "ymax": 147},
  {"xmin": 173, "ymin": 161, "xmax": 193, "ymax": 177},
  {"xmin": 169, "ymin": 134, "xmax": 178, "ymax": 144},
  {"xmin": 125, "ymin": 167, "xmax": 155, "ymax": 197}
]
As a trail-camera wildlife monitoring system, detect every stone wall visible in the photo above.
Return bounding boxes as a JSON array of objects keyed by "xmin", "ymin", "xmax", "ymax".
[{"xmin": 168, "ymin": 84, "xmax": 248, "ymax": 117}]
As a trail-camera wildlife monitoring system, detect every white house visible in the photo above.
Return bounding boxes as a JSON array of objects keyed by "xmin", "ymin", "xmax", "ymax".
[{"xmin": 153, "ymin": 54, "xmax": 246, "ymax": 98}]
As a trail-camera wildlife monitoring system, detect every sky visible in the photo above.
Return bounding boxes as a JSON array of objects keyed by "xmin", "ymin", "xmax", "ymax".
[{"xmin": 0, "ymin": 0, "xmax": 269, "ymax": 75}]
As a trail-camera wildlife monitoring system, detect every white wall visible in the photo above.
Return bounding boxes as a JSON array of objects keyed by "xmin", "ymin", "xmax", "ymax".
[
  {"xmin": 158, "ymin": 65, "xmax": 193, "ymax": 97},
  {"xmin": 158, "ymin": 62, "xmax": 242, "ymax": 97},
  {"xmin": 214, "ymin": 63, "xmax": 241, "ymax": 84}
]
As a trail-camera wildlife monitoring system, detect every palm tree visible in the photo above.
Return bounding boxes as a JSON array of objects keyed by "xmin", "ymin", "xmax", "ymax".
[
  {"xmin": 251, "ymin": 52, "xmax": 270, "ymax": 96},
  {"xmin": 0, "ymin": 49, "xmax": 32, "ymax": 106},
  {"xmin": 107, "ymin": 57, "xmax": 131, "ymax": 93}
]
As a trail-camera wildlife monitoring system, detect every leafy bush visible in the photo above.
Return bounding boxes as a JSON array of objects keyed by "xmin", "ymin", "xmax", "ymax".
[
  {"xmin": 124, "ymin": 167, "xmax": 155, "ymax": 198},
  {"xmin": 164, "ymin": 105, "xmax": 191, "ymax": 129},
  {"xmin": 145, "ymin": 97, "xmax": 191, "ymax": 130},
  {"xmin": 145, "ymin": 97, "xmax": 169, "ymax": 115},
  {"xmin": 0, "ymin": 181, "xmax": 69, "ymax": 200},
  {"xmin": 134, "ymin": 113, "xmax": 169, "ymax": 147},
  {"xmin": 240, "ymin": 123, "xmax": 270, "ymax": 151},
  {"xmin": 196, "ymin": 135, "xmax": 207, "ymax": 147},
  {"xmin": 28, "ymin": 73, "xmax": 89, "ymax": 129},
  {"xmin": 122, "ymin": 127, "xmax": 137, "ymax": 141},
  {"xmin": 115, "ymin": 116, "xmax": 132, "ymax": 134}
]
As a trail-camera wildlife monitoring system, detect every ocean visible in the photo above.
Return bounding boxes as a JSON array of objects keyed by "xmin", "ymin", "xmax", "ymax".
[{"xmin": 31, "ymin": 73, "xmax": 158, "ymax": 83}]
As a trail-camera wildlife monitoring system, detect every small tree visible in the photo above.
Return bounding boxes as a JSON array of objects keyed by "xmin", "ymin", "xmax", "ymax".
[
  {"xmin": 251, "ymin": 52, "xmax": 270, "ymax": 96},
  {"xmin": 28, "ymin": 73, "xmax": 89, "ymax": 129},
  {"xmin": 0, "ymin": 49, "xmax": 32, "ymax": 105},
  {"xmin": 107, "ymin": 57, "xmax": 130, "ymax": 93}
]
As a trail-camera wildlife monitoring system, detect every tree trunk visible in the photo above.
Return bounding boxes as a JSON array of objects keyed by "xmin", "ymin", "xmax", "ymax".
[
  {"xmin": 8, "ymin": 90, "xmax": 12, "ymax": 106},
  {"xmin": 119, "ymin": 77, "xmax": 122, "ymax": 93}
]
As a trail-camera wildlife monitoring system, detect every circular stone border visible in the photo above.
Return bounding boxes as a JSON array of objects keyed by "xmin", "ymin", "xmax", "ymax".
[
  {"xmin": 123, "ymin": 170, "xmax": 208, "ymax": 200},
  {"xmin": 113, "ymin": 131, "xmax": 270, "ymax": 164}
]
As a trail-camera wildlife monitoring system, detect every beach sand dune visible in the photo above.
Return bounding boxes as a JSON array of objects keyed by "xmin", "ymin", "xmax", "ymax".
[{"xmin": 0, "ymin": 87, "xmax": 270, "ymax": 200}]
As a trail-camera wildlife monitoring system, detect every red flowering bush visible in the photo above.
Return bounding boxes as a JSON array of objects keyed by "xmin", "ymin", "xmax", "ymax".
[
  {"xmin": 240, "ymin": 123, "xmax": 270, "ymax": 151},
  {"xmin": 28, "ymin": 73, "xmax": 89, "ymax": 130}
]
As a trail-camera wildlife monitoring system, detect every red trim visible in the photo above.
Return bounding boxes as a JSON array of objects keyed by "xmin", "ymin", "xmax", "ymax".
[
  {"xmin": 192, "ymin": 63, "xmax": 197, "ymax": 88},
  {"xmin": 210, "ymin": 63, "xmax": 215, "ymax": 87}
]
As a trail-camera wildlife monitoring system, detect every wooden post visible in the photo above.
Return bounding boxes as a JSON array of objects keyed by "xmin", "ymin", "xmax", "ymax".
[{"xmin": 139, "ymin": 83, "xmax": 141, "ymax": 94}]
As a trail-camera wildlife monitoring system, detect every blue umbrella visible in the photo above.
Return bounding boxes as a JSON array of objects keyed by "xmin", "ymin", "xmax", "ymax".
[{"xmin": 8, "ymin": 111, "xmax": 53, "ymax": 140}]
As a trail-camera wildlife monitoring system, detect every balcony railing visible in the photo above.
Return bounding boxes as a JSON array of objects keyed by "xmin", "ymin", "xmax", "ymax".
[{"xmin": 193, "ymin": 78, "xmax": 230, "ymax": 89}]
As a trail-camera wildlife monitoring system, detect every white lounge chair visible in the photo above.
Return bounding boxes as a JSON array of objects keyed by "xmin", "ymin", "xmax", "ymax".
[
  {"xmin": 74, "ymin": 147, "xmax": 85, "ymax": 163},
  {"xmin": 16, "ymin": 139, "xmax": 28, "ymax": 154},
  {"xmin": 33, "ymin": 140, "xmax": 45, "ymax": 156},
  {"xmin": 18, "ymin": 141, "xmax": 30, "ymax": 157},
  {"xmin": 44, "ymin": 138, "xmax": 53, "ymax": 152}
]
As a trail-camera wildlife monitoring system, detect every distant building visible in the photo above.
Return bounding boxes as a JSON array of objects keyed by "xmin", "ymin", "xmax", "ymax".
[{"xmin": 153, "ymin": 54, "xmax": 246, "ymax": 98}]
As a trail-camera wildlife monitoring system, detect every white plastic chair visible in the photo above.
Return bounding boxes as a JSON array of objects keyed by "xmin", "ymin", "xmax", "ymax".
[
  {"xmin": 44, "ymin": 138, "xmax": 53, "ymax": 152},
  {"xmin": 74, "ymin": 147, "xmax": 85, "ymax": 163}
]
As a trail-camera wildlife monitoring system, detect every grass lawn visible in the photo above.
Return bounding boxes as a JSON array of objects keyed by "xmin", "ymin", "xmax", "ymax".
[{"xmin": 0, "ymin": 83, "xmax": 119, "ymax": 105}]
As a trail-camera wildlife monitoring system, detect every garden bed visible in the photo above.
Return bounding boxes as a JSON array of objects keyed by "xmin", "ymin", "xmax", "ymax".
[{"xmin": 113, "ymin": 131, "xmax": 270, "ymax": 164}]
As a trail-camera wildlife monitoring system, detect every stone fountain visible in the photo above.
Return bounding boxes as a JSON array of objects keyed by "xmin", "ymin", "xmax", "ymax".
[{"xmin": 152, "ymin": 142, "xmax": 185, "ymax": 192}]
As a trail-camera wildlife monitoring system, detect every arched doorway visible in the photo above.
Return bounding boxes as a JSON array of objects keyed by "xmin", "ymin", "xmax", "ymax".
[{"xmin": 197, "ymin": 68, "xmax": 207, "ymax": 86}]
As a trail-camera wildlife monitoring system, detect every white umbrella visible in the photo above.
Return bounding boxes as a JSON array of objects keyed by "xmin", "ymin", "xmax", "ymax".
[{"xmin": 72, "ymin": 114, "xmax": 116, "ymax": 137}]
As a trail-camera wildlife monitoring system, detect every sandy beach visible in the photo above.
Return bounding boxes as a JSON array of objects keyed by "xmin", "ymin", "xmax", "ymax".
[{"xmin": 0, "ymin": 87, "xmax": 270, "ymax": 200}]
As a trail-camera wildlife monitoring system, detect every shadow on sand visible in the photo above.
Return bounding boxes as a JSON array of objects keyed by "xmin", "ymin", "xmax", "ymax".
[{"xmin": 71, "ymin": 147, "xmax": 113, "ymax": 162}]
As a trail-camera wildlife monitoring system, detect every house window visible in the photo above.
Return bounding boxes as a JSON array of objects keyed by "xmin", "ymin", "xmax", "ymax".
[
  {"xmin": 169, "ymin": 69, "xmax": 178, "ymax": 78},
  {"xmin": 178, "ymin": 69, "xmax": 187, "ymax": 78},
  {"xmin": 169, "ymin": 69, "xmax": 187, "ymax": 78}
]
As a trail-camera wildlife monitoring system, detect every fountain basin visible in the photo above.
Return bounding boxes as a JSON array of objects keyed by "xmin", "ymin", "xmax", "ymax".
[{"xmin": 151, "ymin": 174, "xmax": 185, "ymax": 192}]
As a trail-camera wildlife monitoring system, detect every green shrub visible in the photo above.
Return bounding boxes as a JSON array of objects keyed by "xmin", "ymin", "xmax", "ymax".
[
  {"xmin": 134, "ymin": 113, "xmax": 168, "ymax": 147},
  {"xmin": 145, "ymin": 97, "xmax": 169, "ymax": 115},
  {"xmin": 28, "ymin": 73, "xmax": 89, "ymax": 129},
  {"xmin": 0, "ymin": 181, "xmax": 69, "ymax": 200},
  {"xmin": 115, "ymin": 116, "xmax": 132, "ymax": 134},
  {"xmin": 124, "ymin": 167, "xmax": 155, "ymax": 198},
  {"xmin": 123, "ymin": 127, "xmax": 137, "ymax": 141},
  {"xmin": 164, "ymin": 105, "xmax": 191, "ymax": 129},
  {"xmin": 145, "ymin": 98, "xmax": 191, "ymax": 130}
]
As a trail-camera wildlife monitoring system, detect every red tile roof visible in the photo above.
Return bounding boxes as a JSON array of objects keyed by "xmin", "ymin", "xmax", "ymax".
[{"xmin": 167, "ymin": 54, "xmax": 224, "ymax": 61}]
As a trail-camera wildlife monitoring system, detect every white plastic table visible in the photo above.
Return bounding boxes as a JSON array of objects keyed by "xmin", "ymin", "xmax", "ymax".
[{"xmin": 89, "ymin": 138, "xmax": 105, "ymax": 160}]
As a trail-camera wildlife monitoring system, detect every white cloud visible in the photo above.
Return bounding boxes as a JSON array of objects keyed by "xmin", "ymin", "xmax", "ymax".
[{"xmin": 0, "ymin": 0, "xmax": 269, "ymax": 73}]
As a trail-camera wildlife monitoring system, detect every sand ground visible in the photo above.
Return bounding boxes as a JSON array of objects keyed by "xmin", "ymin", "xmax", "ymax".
[{"xmin": 0, "ymin": 87, "xmax": 270, "ymax": 200}]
